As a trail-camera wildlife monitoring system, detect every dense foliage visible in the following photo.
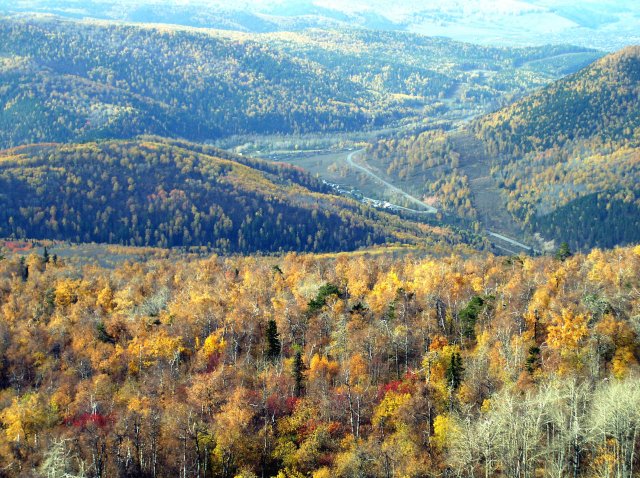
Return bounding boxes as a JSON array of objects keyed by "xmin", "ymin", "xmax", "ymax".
[
  {"xmin": 366, "ymin": 129, "xmax": 460, "ymax": 183},
  {"xmin": 0, "ymin": 139, "xmax": 464, "ymax": 253},
  {"xmin": 0, "ymin": 16, "xmax": 599, "ymax": 148},
  {"xmin": 1, "ymin": 244, "xmax": 640, "ymax": 477},
  {"xmin": 367, "ymin": 47, "xmax": 640, "ymax": 249},
  {"xmin": 476, "ymin": 47, "xmax": 640, "ymax": 248},
  {"xmin": 531, "ymin": 193, "xmax": 640, "ymax": 251},
  {"xmin": 476, "ymin": 46, "xmax": 640, "ymax": 156}
]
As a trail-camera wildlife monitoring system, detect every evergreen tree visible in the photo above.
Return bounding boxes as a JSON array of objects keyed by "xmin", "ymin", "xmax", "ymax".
[
  {"xmin": 292, "ymin": 347, "xmax": 305, "ymax": 397},
  {"xmin": 43, "ymin": 246, "xmax": 50, "ymax": 264},
  {"xmin": 265, "ymin": 319, "xmax": 281, "ymax": 360},
  {"xmin": 19, "ymin": 257, "xmax": 28, "ymax": 282},
  {"xmin": 555, "ymin": 241, "xmax": 572, "ymax": 261},
  {"xmin": 459, "ymin": 295, "xmax": 485, "ymax": 340},
  {"xmin": 96, "ymin": 322, "xmax": 116, "ymax": 344},
  {"xmin": 445, "ymin": 352, "xmax": 464, "ymax": 391},
  {"xmin": 526, "ymin": 345, "xmax": 541, "ymax": 374},
  {"xmin": 307, "ymin": 283, "xmax": 341, "ymax": 312}
]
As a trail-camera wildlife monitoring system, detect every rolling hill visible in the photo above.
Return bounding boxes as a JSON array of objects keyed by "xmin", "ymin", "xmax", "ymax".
[
  {"xmin": 0, "ymin": 15, "xmax": 600, "ymax": 149},
  {"xmin": 2, "ymin": 0, "xmax": 639, "ymax": 50},
  {"xmin": 0, "ymin": 138, "xmax": 473, "ymax": 253}
]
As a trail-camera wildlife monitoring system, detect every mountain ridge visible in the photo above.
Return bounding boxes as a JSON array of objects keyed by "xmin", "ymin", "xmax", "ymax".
[
  {"xmin": 0, "ymin": 138, "xmax": 478, "ymax": 253},
  {"xmin": 475, "ymin": 44, "xmax": 640, "ymax": 156},
  {"xmin": 475, "ymin": 46, "xmax": 640, "ymax": 249},
  {"xmin": 363, "ymin": 46, "xmax": 640, "ymax": 251},
  {"xmin": 0, "ymin": 15, "xmax": 600, "ymax": 149}
]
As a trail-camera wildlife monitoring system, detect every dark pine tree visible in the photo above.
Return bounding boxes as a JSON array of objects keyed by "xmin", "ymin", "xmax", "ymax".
[
  {"xmin": 266, "ymin": 319, "xmax": 281, "ymax": 361},
  {"xmin": 19, "ymin": 257, "xmax": 28, "ymax": 282},
  {"xmin": 292, "ymin": 347, "xmax": 305, "ymax": 397},
  {"xmin": 445, "ymin": 352, "xmax": 464, "ymax": 391},
  {"xmin": 555, "ymin": 241, "xmax": 572, "ymax": 262}
]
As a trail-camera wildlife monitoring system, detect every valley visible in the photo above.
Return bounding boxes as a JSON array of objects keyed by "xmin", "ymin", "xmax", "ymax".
[
  {"xmin": 0, "ymin": 139, "xmax": 485, "ymax": 254},
  {"xmin": 1, "ymin": 15, "xmax": 636, "ymax": 254},
  {"xmin": 0, "ymin": 15, "xmax": 616, "ymax": 258},
  {"xmin": 277, "ymin": 144, "xmax": 536, "ymax": 255},
  {"xmin": 1, "ymin": 3, "xmax": 640, "ymax": 478}
]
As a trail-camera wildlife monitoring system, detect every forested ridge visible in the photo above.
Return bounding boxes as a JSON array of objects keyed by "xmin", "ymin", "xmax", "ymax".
[
  {"xmin": 364, "ymin": 47, "xmax": 640, "ymax": 249},
  {"xmin": 1, "ymin": 244, "xmax": 640, "ymax": 477},
  {"xmin": 0, "ymin": 139, "xmax": 474, "ymax": 253},
  {"xmin": 0, "ymin": 16, "xmax": 599, "ymax": 148},
  {"xmin": 476, "ymin": 46, "xmax": 640, "ymax": 156},
  {"xmin": 478, "ymin": 47, "xmax": 640, "ymax": 249}
]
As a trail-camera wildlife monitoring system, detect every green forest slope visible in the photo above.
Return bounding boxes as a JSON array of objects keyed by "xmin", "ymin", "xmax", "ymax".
[
  {"xmin": 0, "ymin": 16, "xmax": 600, "ymax": 148},
  {"xmin": 0, "ymin": 139, "xmax": 472, "ymax": 253}
]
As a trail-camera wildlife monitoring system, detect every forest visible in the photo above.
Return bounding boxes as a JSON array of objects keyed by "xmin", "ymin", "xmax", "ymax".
[
  {"xmin": 0, "ymin": 243, "xmax": 639, "ymax": 477},
  {"xmin": 0, "ymin": 5, "xmax": 638, "ymax": 478},
  {"xmin": 364, "ymin": 130, "xmax": 478, "ymax": 220},
  {"xmin": 477, "ymin": 47, "xmax": 640, "ymax": 249},
  {"xmin": 0, "ymin": 139, "xmax": 479, "ymax": 253},
  {"xmin": 364, "ymin": 46, "xmax": 640, "ymax": 249},
  {"xmin": 0, "ymin": 16, "xmax": 600, "ymax": 149},
  {"xmin": 475, "ymin": 46, "xmax": 640, "ymax": 157}
]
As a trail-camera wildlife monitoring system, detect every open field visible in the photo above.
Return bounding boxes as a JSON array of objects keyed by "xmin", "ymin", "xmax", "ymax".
[
  {"xmin": 280, "ymin": 150, "xmax": 432, "ymax": 209},
  {"xmin": 1, "ymin": 239, "xmax": 176, "ymax": 268}
]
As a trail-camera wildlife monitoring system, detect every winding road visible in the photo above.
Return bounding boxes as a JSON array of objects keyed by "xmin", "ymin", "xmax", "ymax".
[
  {"xmin": 344, "ymin": 149, "xmax": 535, "ymax": 252},
  {"xmin": 345, "ymin": 149, "xmax": 438, "ymax": 214},
  {"xmin": 486, "ymin": 231, "xmax": 532, "ymax": 251}
]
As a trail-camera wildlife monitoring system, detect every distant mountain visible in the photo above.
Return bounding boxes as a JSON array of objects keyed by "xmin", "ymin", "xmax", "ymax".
[
  {"xmin": 2, "ymin": 0, "xmax": 639, "ymax": 49},
  {"xmin": 0, "ymin": 16, "xmax": 600, "ymax": 150},
  {"xmin": 0, "ymin": 139, "xmax": 469, "ymax": 253}
]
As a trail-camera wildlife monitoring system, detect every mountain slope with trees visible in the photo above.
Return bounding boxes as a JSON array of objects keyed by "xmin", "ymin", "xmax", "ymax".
[
  {"xmin": 0, "ymin": 15, "xmax": 600, "ymax": 149},
  {"xmin": 0, "ymin": 139, "xmax": 471, "ymax": 253},
  {"xmin": 365, "ymin": 47, "xmax": 640, "ymax": 250},
  {"xmin": 477, "ymin": 46, "xmax": 640, "ymax": 250},
  {"xmin": 476, "ymin": 46, "xmax": 640, "ymax": 156}
]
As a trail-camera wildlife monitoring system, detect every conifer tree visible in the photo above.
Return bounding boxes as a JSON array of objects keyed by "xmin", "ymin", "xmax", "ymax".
[
  {"xmin": 556, "ymin": 241, "xmax": 572, "ymax": 261},
  {"xmin": 266, "ymin": 319, "xmax": 281, "ymax": 360},
  {"xmin": 445, "ymin": 352, "xmax": 464, "ymax": 391},
  {"xmin": 292, "ymin": 347, "xmax": 305, "ymax": 397}
]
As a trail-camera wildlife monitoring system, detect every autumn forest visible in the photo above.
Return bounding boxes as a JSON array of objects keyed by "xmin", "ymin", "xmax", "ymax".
[
  {"xmin": 1, "ymin": 245, "xmax": 640, "ymax": 477},
  {"xmin": 1, "ymin": 2, "xmax": 640, "ymax": 477}
]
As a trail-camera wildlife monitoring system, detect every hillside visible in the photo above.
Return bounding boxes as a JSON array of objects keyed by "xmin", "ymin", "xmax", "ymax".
[
  {"xmin": 1, "ymin": 242, "xmax": 640, "ymax": 476},
  {"xmin": 0, "ymin": 15, "xmax": 600, "ymax": 149},
  {"xmin": 0, "ymin": 139, "xmax": 474, "ymax": 253},
  {"xmin": 365, "ymin": 47, "xmax": 640, "ymax": 251},
  {"xmin": 476, "ymin": 46, "xmax": 640, "ymax": 156},
  {"xmin": 478, "ymin": 47, "xmax": 640, "ymax": 250}
]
